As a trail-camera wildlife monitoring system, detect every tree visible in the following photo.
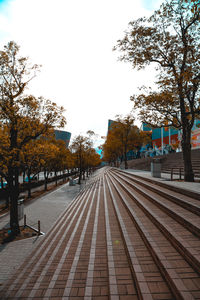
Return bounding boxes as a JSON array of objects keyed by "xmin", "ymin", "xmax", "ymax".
[
  {"xmin": 102, "ymin": 131, "xmax": 122, "ymax": 167},
  {"xmin": 70, "ymin": 132, "xmax": 101, "ymax": 183},
  {"xmin": 50, "ymin": 139, "xmax": 69, "ymax": 185},
  {"xmin": 70, "ymin": 135, "xmax": 93, "ymax": 184},
  {"xmin": 112, "ymin": 115, "xmax": 141, "ymax": 169},
  {"xmin": 114, "ymin": 0, "xmax": 200, "ymax": 181},
  {"xmin": 0, "ymin": 41, "xmax": 66, "ymax": 237},
  {"xmin": 83, "ymin": 147, "xmax": 101, "ymax": 177},
  {"xmin": 103, "ymin": 115, "xmax": 151, "ymax": 169},
  {"xmin": 20, "ymin": 140, "xmax": 44, "ymax": 198},
  {"xmin": 65, "ymin": 148, "xmax": 76, "ymax": 174},
  {"xmin": 39, "ymin": 141, "xmax": 59, "ymax": 191}
]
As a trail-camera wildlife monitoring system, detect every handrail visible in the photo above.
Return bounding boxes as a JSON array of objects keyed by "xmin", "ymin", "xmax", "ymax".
[{"xmin": 170, "ymin": 168, "xmax": 200, "ymax": 181}]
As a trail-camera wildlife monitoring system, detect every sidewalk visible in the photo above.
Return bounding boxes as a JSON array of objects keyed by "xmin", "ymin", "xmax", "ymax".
[
  {"xmin": 1, "ymin": 167, "xmax": 199, "ymax": 299},
  {"xmin": 123, "ymin": 168, "xmax": 200, "ymax": 196},
  {"xmin": 0, "ymin": 179, "xmax": 86, "ymax": 285},
  {"xmin": 0, "ymin": 177, "xmax": 72, "ymax": 208}
]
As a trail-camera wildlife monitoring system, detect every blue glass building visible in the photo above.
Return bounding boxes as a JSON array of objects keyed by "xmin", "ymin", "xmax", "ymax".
[{"xmin": 54, "ymin": 130, "xmax": 71, "ymax": 147}]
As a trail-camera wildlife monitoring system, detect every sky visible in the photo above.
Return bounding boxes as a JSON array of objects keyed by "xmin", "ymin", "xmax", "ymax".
[{"xmin": 0, "ymin": 0, "xmax": 163, "ymax": 147}]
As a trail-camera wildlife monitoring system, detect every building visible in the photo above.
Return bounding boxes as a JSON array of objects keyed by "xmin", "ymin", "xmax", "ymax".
[
  {"xmin": 108, "ymin": 119, "xmax": 115, "ymax": 132},
  {"xmin": 54, "ymin": 130, "xmax": 71, "ymax": 147},
  {"xmin": 142, "ymin": 119, "xmax": 200, "ymax": 150}
]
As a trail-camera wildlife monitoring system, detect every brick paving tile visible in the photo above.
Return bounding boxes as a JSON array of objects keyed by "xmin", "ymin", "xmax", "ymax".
[
  {"xmin": 0, "ymin": 167, "xmax": 200, "ymax": 299},
  {"xmin": 152, "ymin": 294, "xmax": 173, "ymax": 300},
  {"xmin": 92, "ymin": 297, "xmax": 109, "ymax": 300},
  {"xmin": 92, "ymin": 286, "xmax": 101, "ymax": 296},
  {"xmin": 77, "ymin": 287, "xmax": 85, "ymax": 296},
  {"xmin": 100, "ymin": 286, "xmax": 109, "ymax": 295},
  {"xmin": 119, "ymin": 296, "xmax": 138, "ymax": 300},
  {"xmin": 182, "ymin": 278, "xmax": 200, "ymax": 290},
  {"xmin": 192, "ymin": 291, "xmax": 200, "ymax": 298}
]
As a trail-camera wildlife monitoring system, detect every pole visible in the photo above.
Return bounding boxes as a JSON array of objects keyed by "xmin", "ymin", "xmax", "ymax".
[
  {"xmin": 169, "ymin": 126, "xmax": 171, "ymax": 146},
  {"xmin": 161, "ymin": 127, "xmax": 164, "ymax": 155},
  {"xmin": 38, "ymin": 220, "xmax": 40, "ymax": 235}
]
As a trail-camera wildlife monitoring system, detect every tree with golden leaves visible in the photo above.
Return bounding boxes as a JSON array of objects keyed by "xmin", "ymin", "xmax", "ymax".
[
  {"xmin": 64, "ymin": 148, "xmax": 76, "ymax": 174},
  {"xmin": 102, "ymin": 131, "xmax": 122, "ymax": 167},
  {"xmin": 70, "ymin": 135, "xmax": 93, "ymax": 184},
  {"xmin": 49, "ymin": 139, "xmax": 70, "ymax": 185},
  {"xmin": 70, "ymin": 133, "xmax": 101, "ymax": 183},
  {"xmin": 83, "ymin": 147, "xmax": 101, "ymax": 177},
  {"xmin": 0, "ymin": 41, "xmax": 66, "ymax": 238},
  {"xmin": 20, "ymin": 139, "xmax": 45, "ymax": 198},
  {"xmin": 114, "ymin": 0, "xmax": 200, "ymax": 181},
  {"xmin": 103, "ymin": 115, "xmax": 151, "ymax": 168},
  {"xmin": 39, "ymin": 141, "xmax": 60, "ymax": 191}
]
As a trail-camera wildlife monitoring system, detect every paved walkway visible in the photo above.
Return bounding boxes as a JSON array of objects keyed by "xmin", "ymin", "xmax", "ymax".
[
  {"xmin": 124, "ymin": 169, "xmax": 200, "ymax": 195},
  {"xmin": 0, "ymin": 167, "xmax": 199, "ymax": 299},
  {"xmin": 0, "ymin": 178, "xmax": 87, "ymax": 285},
  {"xmin": 0, "ymin": 177, "xmax": 74, "ymax": 207}
]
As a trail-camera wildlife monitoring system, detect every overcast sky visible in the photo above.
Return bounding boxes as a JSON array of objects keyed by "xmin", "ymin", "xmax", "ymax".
[{"xmin": 0, "ymin": 0, "xmax": 163, "ymax": 146}]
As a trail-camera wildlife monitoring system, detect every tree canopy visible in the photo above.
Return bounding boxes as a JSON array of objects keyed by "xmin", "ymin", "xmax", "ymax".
[
  {"xmin": 114, "ymin": 0, "xmax": 200, "ymax": 181},
  {"xmin": 70, "ymin": 133, "xmax": 101, "ymax": 183},
  {"xmin": 0, "ymin": 41, "xmax": 66, "ymax": 236},
  {"xmin": 102, "ymin": 115, "xmax": 151, "ymax": 168}
]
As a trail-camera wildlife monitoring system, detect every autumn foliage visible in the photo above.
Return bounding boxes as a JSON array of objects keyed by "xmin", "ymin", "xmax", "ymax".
[
  {"xmin": 102, "ymin": 115, "xmax": 151, "ymax": 168},
  {"xmin": 0, "ymin": 41, "xmax": 66, "ymax": 236},
  {"xmin": 114, "ymin": 0, "xmax": 200, "ymax": 181},
  {"xmin": 70, "ymin": 133, "xmax": 101, "ymax": 184}
]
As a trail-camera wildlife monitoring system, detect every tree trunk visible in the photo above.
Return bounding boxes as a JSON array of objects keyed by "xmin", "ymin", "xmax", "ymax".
[
  {"xmin": 78, "ymin": 158, "xmax": 82, "ymax": 184},
  {"xmin": 44, "ymin": 177, "xmax": 48, "ymax": 190},
  {"xmin": 78, "ymin": 172, "xmax": 81, "ymax": 184},
  {"xmin": 44, "ymin": 170, "xmax": 48, "ymax": 191},
  {"xmin": 27, "ymin": 170, "xmax": 31, "ymax": 198},
  {"xmin": 55, "ymin": 171, "xmax": 58, "ymax": 186},
  {"xmin": 7, "ymin": 125, "xmax": 20, "ymax": 237},
  {"xmin": 63, "ymin": 170, "xmax": 65, "ymax": 182},
  {"xmin": 124, "ymin": 147, "xmax": 128, "ymax": 169},
  {"xmin": 8, "ymin": 167, "xmax": 20, "ymax": 236},
  {"xmin": 181, "ymin": 128, "xmax": 194, "ymax": 182}
]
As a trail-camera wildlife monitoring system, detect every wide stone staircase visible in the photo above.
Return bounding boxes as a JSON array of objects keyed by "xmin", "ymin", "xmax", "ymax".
[
  {"xmin": 126, "ymin": 148, "xmax": 200, "ymax": 179},
  {"xmin": 1, "ymin": 167, "xmax": 200, "ymax": 299}
]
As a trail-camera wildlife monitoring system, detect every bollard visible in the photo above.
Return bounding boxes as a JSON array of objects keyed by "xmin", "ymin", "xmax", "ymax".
[
  {"xmin": 171, "ymin": 168, "xmax": 173, "ymax": 181},
  {"xmin": 38, "ymin": 220, "xmax": 40, "ymax": 235},
  {"xmin": 24, "ymin": 214, "xmax": 26, "ymax": 227},
  {"xmin": 18, "ymin": 197, "xmax": 24, "ymax": 221}
]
